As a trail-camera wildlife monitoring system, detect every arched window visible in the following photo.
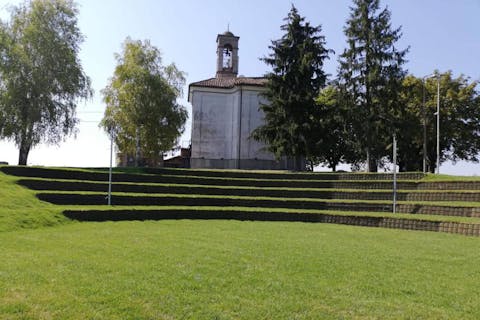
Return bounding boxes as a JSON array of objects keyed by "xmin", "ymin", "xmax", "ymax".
[{"xmin": 222, "ymin": 44, "xmax": 233, "ymax": 69}]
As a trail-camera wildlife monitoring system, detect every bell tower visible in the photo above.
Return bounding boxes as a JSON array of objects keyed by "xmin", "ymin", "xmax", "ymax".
[{"xmin": 216, "ymin": 30, "xmax": 239, "ymax": 78}]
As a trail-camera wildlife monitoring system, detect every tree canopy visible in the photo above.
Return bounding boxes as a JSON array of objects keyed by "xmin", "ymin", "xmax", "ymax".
[
  {"xmin": 311, "ymin": 85, "xmax": 352, "ymax": 171},
  {"xmin": 337, "ymin": 0, "xmax": 408, "ymax": 172},
  {"xmin": 396, "ymin": 72, "xmax": 480, "ymax": 172},
  {"xmin": 252, "ymin": 5, "xmax": 332, "ymax": 171},
  {"xmin": 100, "ymin": 38, "xmax": 188, "ymax": 167},
  {"xmin": 0, "ymin": 0, "xmax": 92, "ymax": 165}
]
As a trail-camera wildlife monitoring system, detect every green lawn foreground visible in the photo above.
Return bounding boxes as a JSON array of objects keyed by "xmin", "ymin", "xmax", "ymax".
[{"xmin": 1, "ymin": 220, "xmax": 479, "ymax": 319}]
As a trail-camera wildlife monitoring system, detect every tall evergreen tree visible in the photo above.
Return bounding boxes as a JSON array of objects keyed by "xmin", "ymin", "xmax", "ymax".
[
  {"xmin": 338, "ymin": 0, "xmax": 408, "ymax": 172},
  {"xmin": 252, "ymin": 5, "xmax": 332, "ymax": 171}
]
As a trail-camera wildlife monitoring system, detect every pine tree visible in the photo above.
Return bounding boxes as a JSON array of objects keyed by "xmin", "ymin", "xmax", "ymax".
[
  {"xmin": 252, "ymin": 5, "xmax": 332, "ymax": 171},
  {"xmin": 338, "ymin": 0, "xmax": 408, "ymax": 172}
]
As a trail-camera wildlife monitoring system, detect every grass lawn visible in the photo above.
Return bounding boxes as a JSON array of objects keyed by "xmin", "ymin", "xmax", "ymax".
[
  {"xmin": 0, "ymin": 172, "xmax": 69, "ymax": 232},
  {"xmin": 2, "ymin": 168, "xmax": 480, "ymax": 318},
  {"xmin": 1, "ymin": 220, "xmax": 480, "ymax": 319}
]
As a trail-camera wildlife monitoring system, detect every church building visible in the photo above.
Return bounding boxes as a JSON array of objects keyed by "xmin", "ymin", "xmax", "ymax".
[{"xmin": 188, "ymin": 31, "xmax": 296, "ymax": 170}]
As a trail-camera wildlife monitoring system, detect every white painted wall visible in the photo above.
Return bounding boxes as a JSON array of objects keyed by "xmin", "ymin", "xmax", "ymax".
[
  {"xmin": 190, "ymin": 85, "xmax": 276, "ymax": 169},
  {"xmin": 239, "ymin": 90, "xmax": 273, "ymax": 160}
]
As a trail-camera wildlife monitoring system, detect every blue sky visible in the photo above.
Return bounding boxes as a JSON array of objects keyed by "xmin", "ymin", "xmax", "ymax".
[{"xmin": 0, "ymin": 0, "xmax": 479, "ymax": 174}]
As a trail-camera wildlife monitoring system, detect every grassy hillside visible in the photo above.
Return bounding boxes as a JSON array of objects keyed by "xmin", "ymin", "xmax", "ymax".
[{"xmin": 0, "ymin": 171, "xmax": 69, "ymax": 232}]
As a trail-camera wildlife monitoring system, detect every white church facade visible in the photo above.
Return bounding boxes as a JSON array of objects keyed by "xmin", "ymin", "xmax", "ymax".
[{"xmin": 188, "ymin": 31, "xmax": 297, "ymax": 170}]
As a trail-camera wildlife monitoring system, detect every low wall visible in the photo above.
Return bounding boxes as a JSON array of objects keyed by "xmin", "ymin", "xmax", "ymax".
[{"xmin": 63, "ymin": 209, "xmax": 480, "ymax": 237}]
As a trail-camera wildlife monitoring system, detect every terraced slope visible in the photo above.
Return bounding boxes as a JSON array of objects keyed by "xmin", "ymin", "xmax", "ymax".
[{"xmin": 2, "ymin": 166, "xmax": 480, "ymax": 236}]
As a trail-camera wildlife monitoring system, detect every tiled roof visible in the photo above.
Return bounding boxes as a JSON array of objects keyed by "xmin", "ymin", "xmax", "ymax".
[{"xmin": 189, "ymin": 77, "xmax": 267, "ymax": 89}]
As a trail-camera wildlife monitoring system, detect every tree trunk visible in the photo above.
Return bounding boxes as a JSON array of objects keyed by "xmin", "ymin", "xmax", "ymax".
[
  {"xmin": 366, "ymin": 149, "xmax": 378, "ymax": 172},
  {"xmin": 368, "ymin": 158, "xmax": 377, "ymax": 172},
  {"xmin": 427, "ymin": 152, "xmax": 435, "ymax": 173},
  {"xmin": 329, "ymin": 161, "xmax": 336, "ymax": 172},
  {"xmin": 18, "ymin": 138, "xmax": 31, "ymax": 166},
  {"xmin": 306, "ymin": 160, "xmax": 314, "ymax": 171},
  {"xmin": 294, "ymin": 156, "xmax": 300, "ymax": 172}
]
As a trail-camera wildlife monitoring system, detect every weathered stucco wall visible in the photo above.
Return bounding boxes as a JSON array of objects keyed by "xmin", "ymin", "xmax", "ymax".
[{"xmin": 190, "ymin": 86, "xmax": 289, "ymax": 169}]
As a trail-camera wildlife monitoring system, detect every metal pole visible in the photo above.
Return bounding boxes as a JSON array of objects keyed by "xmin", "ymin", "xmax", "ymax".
[
  {"xmin": 422, "ymin": 80, "xmax": 427, "ymax": 173},
  {"xmin": 135, "ymin": 128, "xmax": 140, "ymax": 167},
  {"xmin": 108, "ymin": 130, "xmax": 113, "ymax": 206},
  {"xmin": 436, "ymin": 76, "xmax": 440, "ymax": 174},
  {"xmin": 423, "ymin": 73, "xmax": 438, "ymax": 172},
  {"xmin": 393, "ymin": 134, "xmax": 397, "ymax": 214}
]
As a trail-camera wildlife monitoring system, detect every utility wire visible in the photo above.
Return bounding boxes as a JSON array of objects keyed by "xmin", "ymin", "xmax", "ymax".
[{"xmin": 77, "ymin": 111, "xmax": 103, "ymax": 114}]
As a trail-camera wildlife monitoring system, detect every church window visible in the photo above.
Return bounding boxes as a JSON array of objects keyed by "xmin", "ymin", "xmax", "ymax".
[{"xmin": 223, "ymin": 44, "xmax": 233, "ymax": 69}]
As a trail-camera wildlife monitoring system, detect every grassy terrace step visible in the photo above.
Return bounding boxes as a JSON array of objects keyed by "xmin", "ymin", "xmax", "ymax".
[
  {"xmin": 1, "ymin": 166, "xmax": 424, "ymax": 184},
  {"xmin": 22, "ymin": 179, "xmax": 480, "ymax": 202},
  {"xmin": 397, "ymin": 204, "xmax": 480, "ymax": 217},
  {"xmin": 18, "ymin": 177, "xmax": 422, "ymax": 191},
  {"xmin": 62, "ymin": 207, "xmax": 480, "ymax": 237},
  {"xmin": 36, "ymin": 192, "xmax": 480, "ymax": 217},
  {"xmin": 36, "ymin": 192, "xmax": 393, "ymax": 212},
  {"xmin": 5, "ymin": 165, "xmax": 480, "ymax": 230},
  {"xmin": 8, "ymin": 166, "xmax": 480, "ymax": 191},
  {"xmin": 4, "ymin": 166, "xmax": 409, "ymax": 189},
  {"xmin": 60, "ymin": 205, "xmax": 480, "ymax": 223},
  {"xmin": 18, "ymin": 178, "xmax": 411, "ymax": 194},
  {"xmin": 128, "ymin": 167, "xmax": 427, "ymax": 181},
  {"xmin": 417, "ymin": 181, "xmax": 480, "ymax": 190}
]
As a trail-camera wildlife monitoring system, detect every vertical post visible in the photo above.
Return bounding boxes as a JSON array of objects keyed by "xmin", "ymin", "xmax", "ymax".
[
  {"xmin": 422, "ymin": 79, "xmax": 427, "ymax": 173},
  {"xmin": 108, "ymin": 130, "xmax": 113, "ymax": 206},
  {"xmin": 393, "ymin": 134, "xmax": 397, "ymax": 214},
  {"xmin": 436, "ymin": 76, "xmax": 440, "ymax": 174},
  {"xmin": 135, "ymin": 127, "xmax": 140, "ymax": 167}
]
